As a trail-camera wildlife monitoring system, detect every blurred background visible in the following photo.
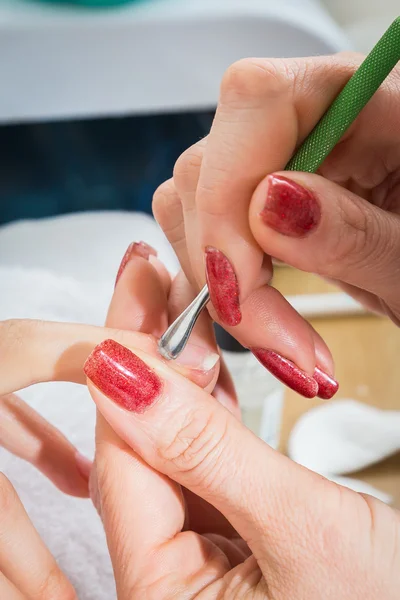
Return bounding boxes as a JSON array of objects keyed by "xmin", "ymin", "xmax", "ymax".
[{"xmin": 0, "ymin": 0, "xmax": 399, "ymax": 517}]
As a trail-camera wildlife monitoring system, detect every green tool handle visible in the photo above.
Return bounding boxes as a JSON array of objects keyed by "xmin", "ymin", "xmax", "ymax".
[{"xmin": 285, "ymin": 17, "xmax": 400, "ymax": 174}]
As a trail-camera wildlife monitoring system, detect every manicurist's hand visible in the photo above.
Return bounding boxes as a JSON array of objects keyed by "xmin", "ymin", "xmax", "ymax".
[
  {"xmin": 84, "ymin": 248, "xmax": 400, "ymax": 600},
  {"xmin": 153, "ymin": 52, "xmax": 400, "ymax": 398}
]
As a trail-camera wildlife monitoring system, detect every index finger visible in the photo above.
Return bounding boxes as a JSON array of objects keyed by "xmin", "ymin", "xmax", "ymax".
[{"xmin": 196, "ymin": 54, "xmax": 359, "ymax": 298}]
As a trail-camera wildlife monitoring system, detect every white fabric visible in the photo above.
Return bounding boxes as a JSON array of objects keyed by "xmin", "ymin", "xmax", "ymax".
[
  {"xmin": 288, "ymin": 400, "xmax": 400, "ymax": 504},
  {"xmin": 0, "ymin": 212, "xmax": 177, "ymax": 600}
]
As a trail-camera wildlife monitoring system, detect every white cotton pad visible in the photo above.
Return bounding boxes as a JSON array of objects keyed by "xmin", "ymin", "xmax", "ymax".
[{"xmin": 288, "ymin": 399, "xmax": 400, "ymax": 476}]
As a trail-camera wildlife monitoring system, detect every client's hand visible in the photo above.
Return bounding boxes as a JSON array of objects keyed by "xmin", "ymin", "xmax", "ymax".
[
  {"xmin": 0, "ymin": 245, "xmax": 222, "ymax": 598},
  {"xmin": 88, "ymin": 246, "xmax": 399, "ymax": 599}
]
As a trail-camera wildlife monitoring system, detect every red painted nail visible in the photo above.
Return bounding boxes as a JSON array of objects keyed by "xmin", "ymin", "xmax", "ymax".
[
  {"xmin": 314, "ymin": 366, "xmax": 339, "ymax": 400},
  {"xmin": 115, "ymin": 241, "xmax": 157, "ymax": 286},
  {"xmin": 84, "ymin": 339, "xmax": 162, "ymax": 413},
  {"xmin": 205, "ymin": 246, "xmax": 242, "ymax": 326},
  {"xmin": 251, "ymin": 348, "xmax": 318, "ymax": 398},
  {"xmin": 260, "ymin": 175, "xmax": 321, "ymax": 237}
]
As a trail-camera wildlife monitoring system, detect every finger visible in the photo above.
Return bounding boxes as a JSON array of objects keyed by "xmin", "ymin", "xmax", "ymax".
[
  {"xmin": 220, "ymin": 283, "xmax": 339, "ymax": 399},
  {"xmin": 0, "ymin": 319, "xmax": 219, "ymax": 398},
  {"xmin": 167, "ymin": 270, "xmax": 220, "ymax": 388},
  {"xmin": 0, "ymin": 573, "xmax": 25, "ymax": 600},
  {"xmin": 174, "ymin": 149, "xmax": 335, "ymax": 397},
  {"xmin": 0, "ymin": 393, "xmax": 90, "ymax": 497},
  {"xmin": 85, "ymin": 339, "xmax": 323, "ymax": 564},
  {"xmin": 171, "ymin": 56, "xmax": 361, "ymax": 395},
  {"xmin": 152, "ymin": 178, "xmax": 192, "ymax": 277},
  {"xmin": 110, "ymin": 244, "xmax": 169, "ymax": 338},
  {"xmin": 0, "ymin": 473, "xmax": 76, "ymax": 599},
  {"xmin": 101, "ymin": 245, "xmax": 203, "ymax": 593},
  {"xmin": 110, "ymin": 249, "xmax": 220, "ymax": 388},
  {"xmin": 250, "ymin": 172, "xmax": 400, "ymax": 312},
  {"xmin": 181, "ymin": 55, "xmax": 360, "ymax": 304}
]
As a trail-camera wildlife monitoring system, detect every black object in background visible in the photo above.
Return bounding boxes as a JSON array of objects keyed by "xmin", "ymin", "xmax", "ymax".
[
  {"xmin": 0, "ymin": 111, "xmax": 214, "ymax": 225},
  {"xmin": 214, "ymin": 323, "xmax": 246, "ymax": 353}
]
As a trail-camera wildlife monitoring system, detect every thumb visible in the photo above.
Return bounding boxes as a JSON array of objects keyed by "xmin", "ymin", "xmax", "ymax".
[
  {"xmin": 249, "ymin": 172, "xmax": 400, "ymax": 306},
  {"xmin": 84, "ymin": 338, "xmax": 320, "ymax": 561}
]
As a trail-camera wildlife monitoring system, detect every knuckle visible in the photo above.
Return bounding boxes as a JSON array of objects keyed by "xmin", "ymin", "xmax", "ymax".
[
  {"xmin": 152, "ymin": 180, "xmax": 186, "ymax": 247},
  {"xmin": 220, "ymin": 58, "xmax": 289, "ymax": 107},
  {"xmin": 173, "ymin": 140, "xmax": 205, "ymax": 197},
  {"xmin": 0, "ymin": 473, "xmax": 18, "ymax": 515},
  {"xmin": 159, "ymin": 408, "xmax": 229, "ymax": 491},
  {"xmin": 152, "ymin": 179, "xmax": 181, "ymax": 224},
  {"xmin": 35, "ymin": 564, "xmax": 76, "ymax": 600}
]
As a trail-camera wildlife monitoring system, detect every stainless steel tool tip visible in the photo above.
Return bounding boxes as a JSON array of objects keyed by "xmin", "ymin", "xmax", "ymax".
[{"xmin": 158, "ymin": 285, "xmax": 210, "ymax": 360}]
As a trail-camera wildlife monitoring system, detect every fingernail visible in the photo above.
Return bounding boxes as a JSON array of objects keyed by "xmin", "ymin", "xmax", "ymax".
[
  {"xmin": 115, "ymin": 241, "xmax": 157, "ymax": 286},
  {"xmin": 84, "ymin": 339, "xmax": 162, "ymax": 413},
  {"xmin": 205, "ymin": 246, "xmax": 242, "ymax": 326},
  {"xmin": 175, "ymin": 343, "xmax": 220, "ymax": 372},
  {"xmin": 314, "ymin": 367, "xmax": 339, "ymax": 400},
  {"xmin": 75, "ymin": 452, "xmax": 92, "ymax": 481},
  {"xmin": 260, "ymin": 175, "xmax": 321, "ymax": 237},
  {"xmin": 251, "ymin": 348, "xmax": 318, "ymax": 398}
]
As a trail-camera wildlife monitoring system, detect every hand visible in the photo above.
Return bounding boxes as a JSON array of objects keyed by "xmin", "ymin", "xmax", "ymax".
[
  {"xmin": 153, "ymin": 53, "xmax": 400, "ymax": 397},
  {"xmin": 2, "ymin": 247, "xmax": 399, "ymax": 598},
  {"xmin": 0, "ymin": 246, "xmax": 222, "ymax": 598},
  {"xmin": 83, "ymin": 250, "xmax": 400, "ymax": 599}
]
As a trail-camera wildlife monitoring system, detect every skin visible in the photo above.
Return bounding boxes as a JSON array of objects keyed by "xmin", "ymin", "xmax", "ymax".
[
  {"xmin": 0, "ymin": 250, "xmax": 399, "ymax": 598},
  {"xmin": 1, "ymin": 53, "xmax": 400, "ymax": 598},
  {"xmin": 153, "ymin": 52, "xmax": 400, "ymax": 374}
]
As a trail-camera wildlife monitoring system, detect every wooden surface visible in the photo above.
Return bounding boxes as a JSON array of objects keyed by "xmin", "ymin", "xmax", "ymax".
[{"xmin": 273, "ymin": 266, "xmax": 400, "ymax": 508}]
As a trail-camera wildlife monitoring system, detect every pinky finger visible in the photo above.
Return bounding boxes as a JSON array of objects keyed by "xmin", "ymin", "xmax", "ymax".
[
  {"xmin": 0, "ymin": 474, "xmax": 76, "ymax": 599},
  {"xmin": 0, "ymin": 394, "xmax": 90, "ymax": 498}
]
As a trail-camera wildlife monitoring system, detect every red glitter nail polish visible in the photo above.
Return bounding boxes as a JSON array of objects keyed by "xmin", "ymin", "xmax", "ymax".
[
  {"xmin": 251, "ymin": 348, "xmax": 318, "ymax": 398},
  {"xmin": 205, "ymin": 246, "xmax": 242, "ymax": 327},
  {"xmin": 115, "ymin": 241, "xmax": 157, "ymax": 286},
  {"xmin": 314, "ymin": 366, "xmax": 339, "ymax": 400},
  {"xmin": 84, "ymin": 339, "xmax": 162, "ymax": 413},
  {"xmin": 260, "ymin": 175, "xmax": 321, "ymax": 237}
]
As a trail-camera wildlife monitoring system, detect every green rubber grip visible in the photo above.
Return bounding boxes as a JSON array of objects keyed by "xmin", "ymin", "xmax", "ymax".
[{"xmin": 285, "ymin": 17, "xmax": 400, "ymax": 173}]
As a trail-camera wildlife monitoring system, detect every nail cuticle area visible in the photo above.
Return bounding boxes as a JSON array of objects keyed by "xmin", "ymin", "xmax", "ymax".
[
  {"xmin": 260, "ymin": 174, "xmax": 321, "ymax": 237},
  {"xmin": 205, "ymin": 246, "xmax": 242, "ymax": 327},
  {"xmin": 84, "ymin": 339, "xmax": 162, "ymax": 413}
]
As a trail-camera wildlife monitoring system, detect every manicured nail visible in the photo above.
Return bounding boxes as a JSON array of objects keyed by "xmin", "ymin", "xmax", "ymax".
[
  {"xmin": 205, "ymin": 246, "xmax": 242, "ymax": 326},
  {"xmin": 115, "ymin": 241, "xmax": 157, "ymax": 286},
  {"xmin": 174, "ymin": 343, "xmax": 220, "ymax": 372},
  {"xmin": 314, "ymin": 366, "xmax": 339, "ymax": 400},
  {"xmin": 84, "ymin": 339, "xmax": 162, "ymax": 413},
  {"xmin": 75, "ymin": 452, "xmax": 92, "ymax": 481},
  {"xmin": 251, "ymin": 348, "xmax": 318, "ymax": 398},
  {"xmin": 260, "ymin": 175, "xmax": 321, "ymax": 237}
]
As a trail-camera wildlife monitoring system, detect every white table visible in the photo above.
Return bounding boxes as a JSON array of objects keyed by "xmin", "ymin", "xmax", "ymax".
[{"xmin": 0, "ymin": 0, "xmax": 347, "ymax": 123}]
